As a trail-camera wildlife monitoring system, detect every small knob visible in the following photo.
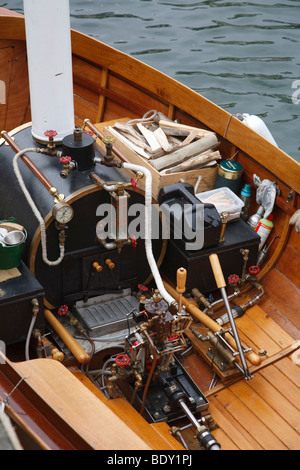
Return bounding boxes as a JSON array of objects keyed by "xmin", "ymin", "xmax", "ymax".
[
  {"xmin": 130, "ymin": 234, "xmax": 137, "ymax": 247},
  {"xmin": 137, "ymin": 284, "xmax": 148, "ymax": 292},
  {"xmin": 228, "ymin": 274, "xmax": 240, "ymax": 285},
  {"xmin": 115, "ymin": 354, "xmax": 130, "ymax": 367},
  {"xmin": 60, "ymin": 156, "xmax": 72, "ymax": 164},
  {"xmin": 44, "ymin": 129, "xmax": 57, "ymax": 139},
  {"xmin": 93, "ymin": 261, "xmax": 103, "ymax": 272},
  {"xmin": 105, "ymin": 258, "xmax": 115, "ymax": 269},
  {"xmin": 57, "ymin": 305, "xmax": 69, "ymax": 316},
  {"xmin": 102, "ymin": 136, "xmax": 116, "ymax": 146},
  {"xmin": 249, "ymin": 265, "xmax": 260, "ymax": 275},
  {"xmin": 51, "ymin": 348, "xmax": 64, "ymax": 362},
  {"xmin": 130, "ymin": 177, "xmax": 137, "ymax": 189}
]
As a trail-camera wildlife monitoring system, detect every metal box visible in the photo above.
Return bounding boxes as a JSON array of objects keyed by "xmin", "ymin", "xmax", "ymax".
[
  {"xmin": 162, "ymin": 218, "xmax": 260, "ymax": 293},
  {"xmin": 0, "ymin": 262, "xmax": 44, "ymax": 345}
]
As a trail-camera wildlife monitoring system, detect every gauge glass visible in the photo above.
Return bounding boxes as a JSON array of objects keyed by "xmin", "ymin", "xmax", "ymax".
[{"xmin": 53, "ymin": 202, "xmax": 74, "ymax": 223}]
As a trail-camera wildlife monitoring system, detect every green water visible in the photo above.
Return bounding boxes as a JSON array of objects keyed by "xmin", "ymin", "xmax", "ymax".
[{"xmin": 8, "ymin": 0, "xmax": 300, "ymax": 162}]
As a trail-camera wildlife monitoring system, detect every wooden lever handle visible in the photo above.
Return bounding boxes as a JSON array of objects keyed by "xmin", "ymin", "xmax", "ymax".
[
  {"xmin": 176, "ymin": 267, "xmax": 187, "ymax": 294},
  {"xmin": 163, "ymin": 280, "xmax": 261, "ymax": 366},
  {"xmin": 209, "ymin": 253, "xmax": 226, "ymax": 289},
  {"xmin": 44, "ymin": 309, "xmax": 90, "ymax": 364}
]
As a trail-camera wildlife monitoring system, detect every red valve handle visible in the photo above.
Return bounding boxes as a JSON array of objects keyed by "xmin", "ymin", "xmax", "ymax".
[
  {"xmin": 58, "ymin": 305, "xmax": 69, "ymax": 316},
  {"xmin": 249, "ymin": 265, "xmax": 260, "ymax": 275},
  {"xmin": 83, "ymin": 130, "xmax": 94, "ymax": 136},
  {"xmin": 167, "ymin": 335, "xmax": 178, "ymax": 342},
  {"xmin": 60, "ymin": 156, "xmax": 72, "ymax": 164},
  {"xmin": 228, "ymin": 274, "xmax": 240, "ymax": 284},
  {"xmin": 130, "ymin": 234, "xmax": 137, "ymax": 247},
  {"xmin": 137, "ymin": 284, "xmax": 148, "ymax": 292},
  {"xmin": 44, "ymin": 130, "xmax": 57, "ymax": 138},
  {"xmin": 115, "ymin": 354, "xmax": 130, "ymax": 366},
  {"xmin": 130, "ymin": 177, "xmax": 137, "ymax": 189}
]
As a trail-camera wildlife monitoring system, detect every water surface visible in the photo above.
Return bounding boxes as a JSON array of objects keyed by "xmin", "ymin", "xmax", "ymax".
[{"xmin": 7, "ymin": 0, "xmax": 300, "ymax": 161}]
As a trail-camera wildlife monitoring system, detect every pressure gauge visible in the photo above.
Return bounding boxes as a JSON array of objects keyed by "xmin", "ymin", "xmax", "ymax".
[{"xmin": 52, "ymin": 201, "xmax": 74, "ymax": 224}]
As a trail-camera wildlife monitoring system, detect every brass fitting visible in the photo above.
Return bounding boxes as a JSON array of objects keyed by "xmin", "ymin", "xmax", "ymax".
[{"xmin": 31, "ymin": 298, "xmax": 39, "ymax": 316}]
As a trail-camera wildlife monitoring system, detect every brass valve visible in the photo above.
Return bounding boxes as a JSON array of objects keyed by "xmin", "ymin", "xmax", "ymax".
[
  {"xmin": 102, "ymin": 136, "xmax": 118, "ymax": 167},
  {"xmin": 51, "ymin": 347, "xmax": 64, "ymax": 362},
  {"xmin": 44, "ymin": 129, "xmax": 57, "ymax": 149},
  {"xmin": 59, "ymin": 155, "xmax": 76, "ymax": 178},
  {"xmin": 219, "ymin": 210, "xmax": 230, "ymax": 243}
]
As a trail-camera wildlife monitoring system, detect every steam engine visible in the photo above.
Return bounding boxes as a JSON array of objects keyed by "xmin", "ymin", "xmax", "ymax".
[{"xmin": 0, "ymin": 120, "xmax": 222, "ymax": 450}]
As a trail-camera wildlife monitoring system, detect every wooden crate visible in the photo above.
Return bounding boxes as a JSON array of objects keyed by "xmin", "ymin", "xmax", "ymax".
[{"xmin": 95, "ymin": 121, "xmax": 218, "ymax": 201}]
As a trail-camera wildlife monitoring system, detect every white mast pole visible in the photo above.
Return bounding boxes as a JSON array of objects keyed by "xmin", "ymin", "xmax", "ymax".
[{"xmin": 23, "ymin": 0, "xmax": 74, "ymax": 143}]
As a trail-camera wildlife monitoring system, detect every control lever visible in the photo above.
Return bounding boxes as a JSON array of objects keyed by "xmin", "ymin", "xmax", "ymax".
[
  {"xmin": 209, "ymin": 253, "xmax": 253, "ymax": 380},
  {"xmin": 176, "ymin": 267, "xmax": 187, "ymax": 313}
]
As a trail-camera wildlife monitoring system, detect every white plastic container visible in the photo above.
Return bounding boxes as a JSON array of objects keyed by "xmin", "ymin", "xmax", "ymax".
[
  {"xmin": 23, "ymin": 0, "xmax": 74, "ymax": 143},
  {"xmin": 196, "ymin": 187, "xmax": 244, "ymax": 222},
  {"xmin": 255, "ymin": 214, "xmax": 274, "ymax": 250}
]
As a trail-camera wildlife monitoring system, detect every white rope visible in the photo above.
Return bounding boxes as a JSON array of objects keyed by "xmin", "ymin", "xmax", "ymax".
[
  {"xmin": 13, "ymin": 148, "xmax": 65, "ymax": 266},
  {"xmin": 123, "ymin": 162, "xmax": 175, "ymax": 306},
  {"xmin": 127, "ymin": 110, "xmax": 158, "ymax": 125}
]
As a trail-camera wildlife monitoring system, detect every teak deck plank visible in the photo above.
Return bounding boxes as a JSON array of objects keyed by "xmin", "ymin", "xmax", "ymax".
[
  {"xmin": 213, "ymin": 387, "xmax": 288, "ymax": 450},
  {"xmin": 209, "ymin": 304, "xmax": 300, "ymax": 450},
  {"xmin": 259, "ymin": 365, "xmax": 300, "ymax": 411},
  {"xmin": 211, "ymin": 427, "xmax": 239, "ymax": 450},
  {"xmin": 70, "ymin": 367, "xmax": 183, "ymax": 450},
  {"xmin": 247, "ymin": 372, "xmax": 300, "ymax": 434},
  {"xmin": 275, "ymin": 357, "xmax": 300, "ymax": 388},
  {"xmin": 209, "ymin": 399, "xmax": 263, "ymax": 450},
  {"xmin": 245, "ymin": 305, "xmax": 295, "ymax": 348},
  {"xmin": 230, "ymin": 379, "xmax": 300, "ymax": 450}
]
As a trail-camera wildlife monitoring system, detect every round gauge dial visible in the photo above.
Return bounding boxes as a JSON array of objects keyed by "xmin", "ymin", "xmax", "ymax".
[{"xmin": 52, "ymin": 201, "xmax": 74, "ymax": 224}]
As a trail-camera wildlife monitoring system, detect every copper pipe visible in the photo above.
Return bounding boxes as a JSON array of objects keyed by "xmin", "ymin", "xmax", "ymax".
[
  {"xmin": 90, "ymin": 172, "xmax": 105, "ymax": 187},
  {"xmin": 140, "ymin": 330, "xmax": 157, "ymax": 416},
  {"xmin": 44, "ymin": 309, "xmax": 90, "ymax": 364},
  {"xmin": 1, "ymin": 130, "xmax": 54, "ymax": 192},
  {"xmin": 83, "ymin": 119, "xmax": 130, "ymax": 164}
]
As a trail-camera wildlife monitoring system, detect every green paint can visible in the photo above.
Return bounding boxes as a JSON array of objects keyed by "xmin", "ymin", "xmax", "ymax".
[{"xmin": 214, "ymin": 160, "xmax": 243, "ymax": 194}]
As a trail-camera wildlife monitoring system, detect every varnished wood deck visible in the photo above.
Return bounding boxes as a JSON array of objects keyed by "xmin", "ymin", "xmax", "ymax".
[{"xmin": 204, "ymin": 305, "xmax": 300, "ymax": 450}]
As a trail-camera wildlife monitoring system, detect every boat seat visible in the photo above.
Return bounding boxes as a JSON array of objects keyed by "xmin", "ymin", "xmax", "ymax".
[{"xmin": 9, "ymin": 357, "xmax": 154, "ymax": 450}]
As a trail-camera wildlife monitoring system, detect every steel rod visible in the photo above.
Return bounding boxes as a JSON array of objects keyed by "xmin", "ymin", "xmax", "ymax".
[{"xmin": 220, "ymin": 286, "xmax": 252, "ymax": 379}]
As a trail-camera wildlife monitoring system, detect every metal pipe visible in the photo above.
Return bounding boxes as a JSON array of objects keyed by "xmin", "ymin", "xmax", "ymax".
[
  {"xmin": 83, "ymin": 118, "xmax": 131, "ymax": 164},
  {"xmin": 178, "ymin": 400, "xmax": 221, "ymax": 450},
  {"xmin": 240, "ymin": 248, "xmax": 249, "ymax": 284},
  {"xmin": 209, "ymin": 253, "xmax": 253, "ymax": 380},
  {"xmin": 1, "ymin": 131, "xmax": 57, "ymax": 192},
  {"xmin": 221, "ymin": 287, "xmax": 251, "ymax": 378}
]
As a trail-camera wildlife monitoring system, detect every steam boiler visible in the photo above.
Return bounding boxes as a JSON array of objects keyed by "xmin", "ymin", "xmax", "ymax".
[
  {"xmin": 0, "ymin": 121, "xmax": 221, "ymax": 450},
  {"xmin": 0, "ymin": 122, "xmax": 165, "ymax": 313}
]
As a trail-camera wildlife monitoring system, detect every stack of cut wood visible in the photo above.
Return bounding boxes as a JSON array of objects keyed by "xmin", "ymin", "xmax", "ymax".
[{"xmin": 108, "ymin": 112, "xmax": 221, "ymax": 174}]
